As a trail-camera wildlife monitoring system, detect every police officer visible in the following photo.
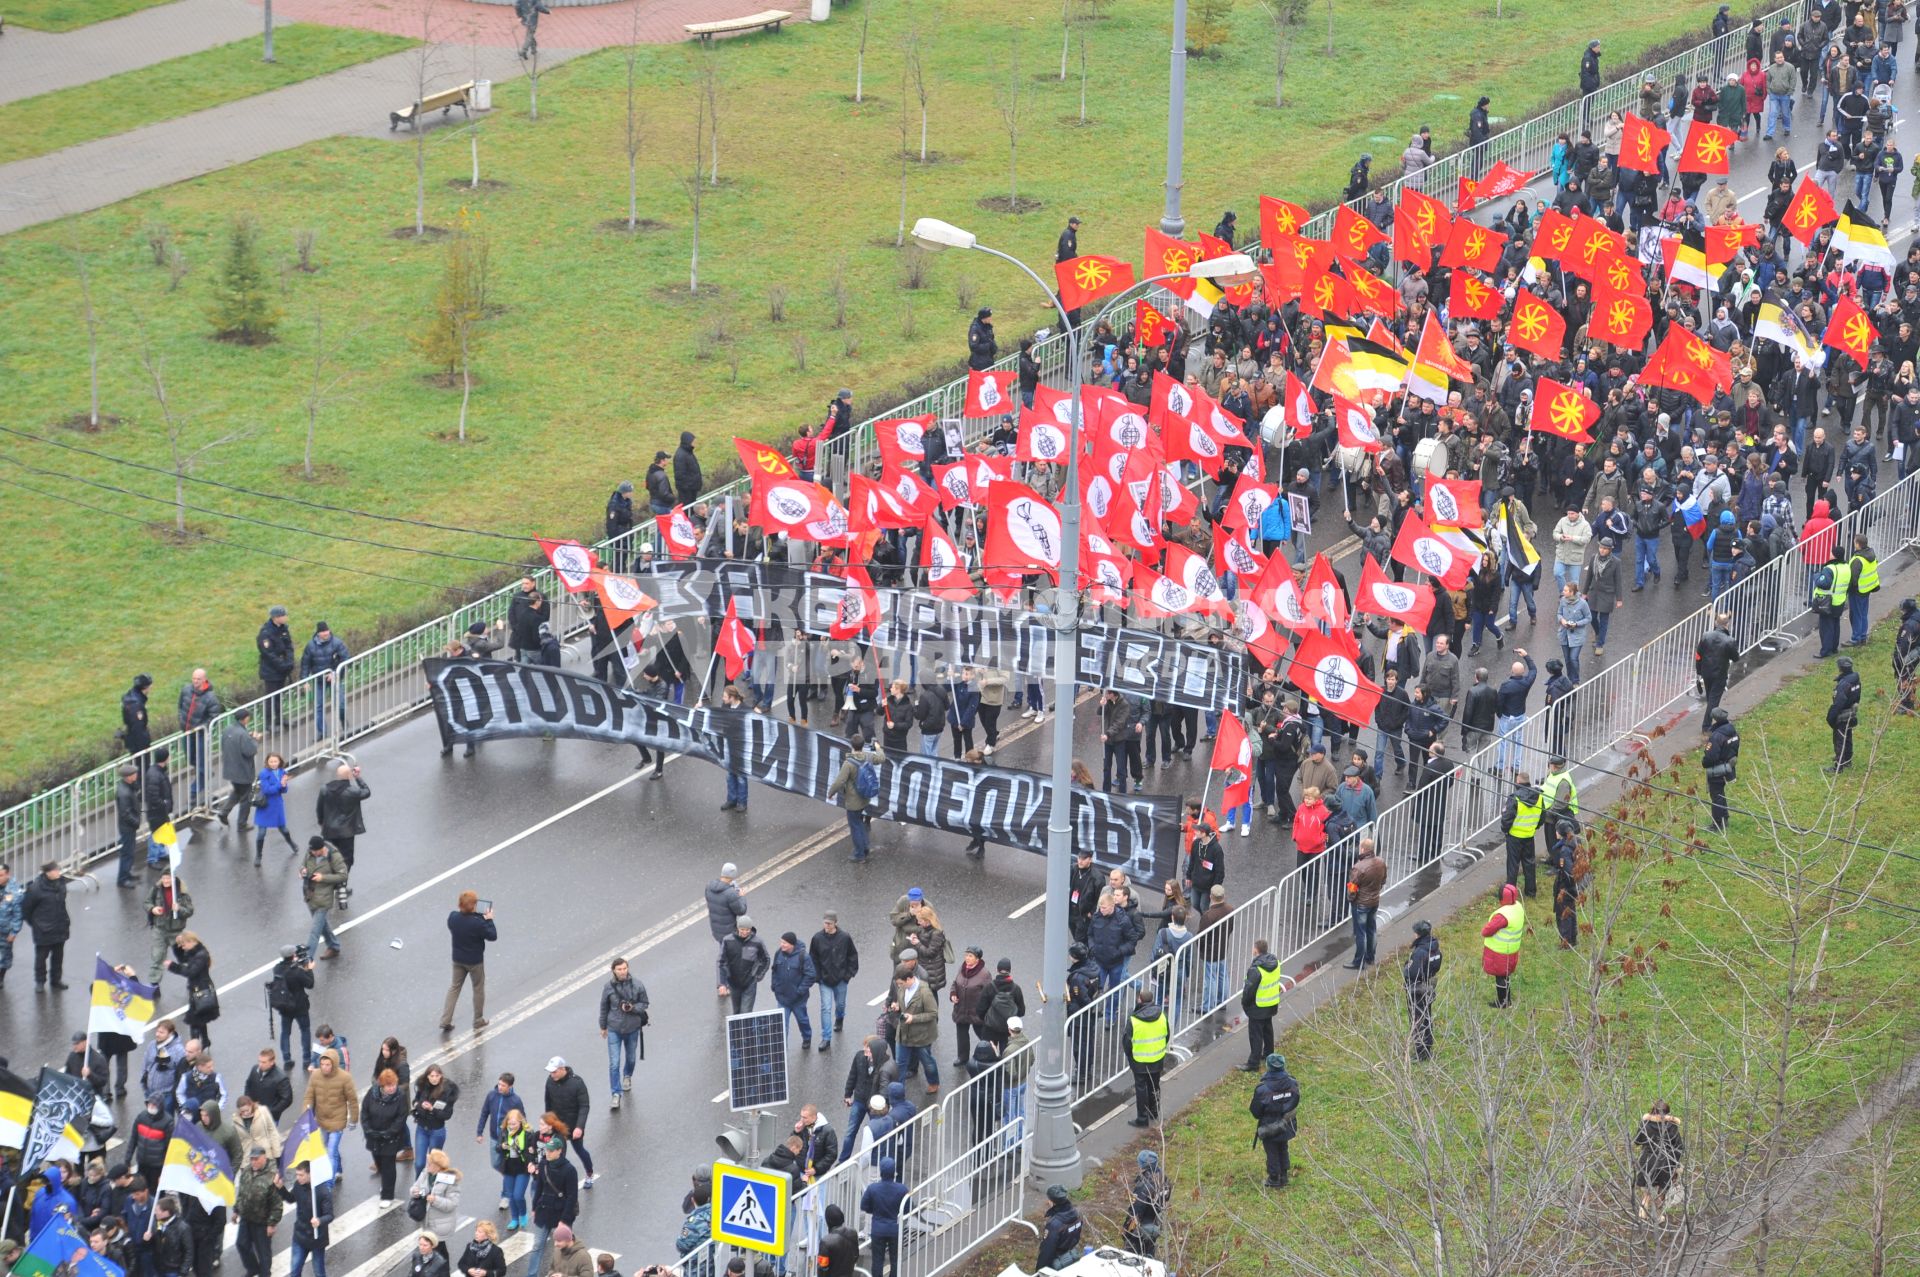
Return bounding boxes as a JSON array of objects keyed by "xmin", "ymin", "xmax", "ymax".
[
  {"xmin": 1034, "ymin": 1184, "xmax": 1083, "ymax": 1270},
  {"xmin": 1826, "ymin": 657, "xmax": 1862, "ymax": 772},
  {"xmin": 1063, "ymin": 943, "xmax": 1100, "ymax": 1084},
  {"xmin": 1895, "ymin": 598, "xmax": 1920, "ymax": 713},
  {"xmin": 1500, "ymin": 771, "xmax": 1545, "ymax": 898},
  {"xmin": 1546, "ymin": 818, "xmax": 1580, "ymax": 948},
  {"xmin": 1540, "ymin": 755, "xmax": 1579, "ymax": 821},
  {"xmin": 1693, "ymin": 611, "xmax": 1737, "ymax": 732},
  {"xmin": 1403, "ymin": 920, "xmax": 1442, "ymax": 1062},
  {"xmin": 1702, "ymin": 708, "xmax": 1740, "ymax": 831},
  {"xmin": 1248, "ymin": 1052, "xmax": 1300, "ymax": 1189},
  {"xmin": 1814, "ymin": 547, "xmax": 1852, "ymax": 658},
  {"xmin": 1121, "ymin": 983, "xmax": 1168, "ymax": 1128},
  {"xmin": 1846, "ymin": 533, "xmax": 1881, "ymax": 647},
  {"xmin": 1238, "ymin": 938, "xmax": 1283, "ymax": 1071}
]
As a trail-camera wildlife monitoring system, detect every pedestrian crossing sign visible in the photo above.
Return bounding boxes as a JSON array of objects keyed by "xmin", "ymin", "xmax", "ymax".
[{"xmin": 713, "ymin": 1162, "xmax": 788, "ymax": 1254}]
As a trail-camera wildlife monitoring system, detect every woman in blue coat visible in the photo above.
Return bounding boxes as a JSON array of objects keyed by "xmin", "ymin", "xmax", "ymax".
[{"xmin": 253, "ymin": 752, "xmax": 296, "ymax": 862}]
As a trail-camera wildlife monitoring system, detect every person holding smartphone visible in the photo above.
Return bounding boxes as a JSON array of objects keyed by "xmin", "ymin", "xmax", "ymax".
[{"xmin": 442, "ymin": 891, "xmax": 497, "ymax": 1032}]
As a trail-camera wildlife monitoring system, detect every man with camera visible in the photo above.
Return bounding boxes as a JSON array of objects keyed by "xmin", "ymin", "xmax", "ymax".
[
  {"xmin": 442, "ymin": 891, "xmax": 497, "ymax": 1032},
  {"xmin": 300, "ymin": 837, "xmax": 349, "ymax": 960},
  {"xmin": 266, "ymin": 945, "xmax": 316, "ymax": 1070}
]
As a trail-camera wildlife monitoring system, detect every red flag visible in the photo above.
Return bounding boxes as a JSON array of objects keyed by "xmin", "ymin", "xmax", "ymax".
[
  {"xmin": 1390, "ymin": 512, "xmax": 1473, "ymax": 590},
  {"xmin": 1213, "ymin": 520, "xmax": 1266, "ymax": 582},
  {"xmin": 536, "ymin": 538, "xmax": 599, "ymax": 593},
  {"xmin": 1259, "ymin": 256, "xmax": 1304, "ymax": 307},
  {"xmin": 1640, "ymin": 324, "xmax": 1732, "ymax": 401},
  {"xmin": 920, "ymin": 516, "xmax": 974, "ymax": 601},
  {"xmin": 1456, "ymin": 161, "xmax": 1534, "ymax": 211},
  {"xmin": 1080, "ymin": 520, "xmax": 1133, "ymax": 604},
  {"xmin": 1531, "ymin": 377, "xmax": 1600, "ymax": 443},
  {"xmin": 1250, "ymin": 553, "xmax": 1314, "ymax": 635},
  {"xmin": 872, "ymin": 414, "xmax": 934, "ymax": 473},
  {"xmin": 1353, "ymin": 557, "xmax": 1435, "ymax": 632},
  {"xmin": 747, "ymin": 475, "xmax": 849, "ymax": 545},
  {"xmin": 733, "ymin": 437, "xmax": 799, "ymax": 482},
  {"xmin": 1234, "ymin": 596, "xmax": 1290, "ymax": 671},
  {"xmin": 1448, "ymin": 269, "xmax": 1503, "ymax": 320},
  {"xmin": 932, "ymin": 461, "xmax": 973, "ymax": 510},
  {"xmin": 1131, "ymin": 564, "xmax": 1202, "ymax": 618},
  {"xmin": 1223, "ymin": 472, "xmax": 1279, "ymax": 532},
  {"xmin": 1825, "ymin": 294, "xmax": 1879, "ymax": 369},
  {"xmin": 1507, "ymin": 288, "xmax": 1567, "ymax": 360},
  {"xmin": 984, "ymin": 482, "xmax": 1064, "ymax": 581},
  {"xmin": 847, "ymin": 472, "xmax": 918, "ymax": 533},
  {"xmin": 828, "ymin": 565, "xmax": 880, "ymax": 639},
  {"xmin": 1414, "ymin": 313, "xmax": 1475, "ymax": 383},
  {"xmin": 1144, "ymin": 225, "xmax": 1203, "ymax": 299},
  {"xmin": 1163, "ymin": 543, "xmax": 1232, "ymax": 619},
  {"xmin": 1423, "ymin": 477, "xmax": 1484, "ymax": 528},
  {"xmin": 1055, "ymin": 254, "xmax": 1137, "ymax": 311},
  {"xmin": 656, "ymin": 505, "xmax": 700, "ymax": 559},
  {"xmin": 1530, "ymin": 209, "xmax": 1577, "ymax": 262},
  {"xmin": 1289, "ymin": 630, "xmax": 1382, "ymax": 730},
  {"xmin": 593, "ymin": 572, "xmax": 658, "ymax": 629},
  {"xmin": 1149, "ymin": 371, "xmax": 1201, "ymax": 432},
  {"xmin": 715, "ymin": 599, "xmax": 756, "ymax": 681},
  {"xmin": 1783, "ymin": 176, "xmax": 1838, "ymax": 247},
  {"xmin": 1135, "ymin": 297, "xmax": 1175, "ymax": 347},
  {"xmin": 1438, "ymin": 218, "xmax": 1507, "ymax": 273},
  {"xmin": 963, "ymin": 370, "xmax": 1018, "ymax": 418},
  {"xmin": 1342, "ymin": 261, "xmax": 1403, "ymax": 317},
  {"xmin": 1282, "ymin": 370, "xmax": 1315, "ymax": 440},
  {"xmin": 1394, "ymin": 187, "xmax": 1454, "ymax": 265},
  {"xmin": 1332, "ymin": 394, "xmax": 1385, "ymax": 452},
  {"xmin": 1587, "ymin": 285, "xmax": 1653, "ymax": 349},
  {"xmin": 1678, "ymin": 120, "xmax": 1737, "ymax": 174},
  {"xmin": 1017, "ymin": 386, "xmax": 1074, "ymax": 464},
  {"xmin": 1704, "ymin": 220, "xmax": 1762, "ymax": 266},
  {"xmin": 1210, "ymin": 712, "xmax": 1254, "ymax": 810},
  {"xmin": 1331, "ymin": 204, "xmax": 1388, "ymax": 262},
  {"xmin": 1616, "ymin": 112, "xmax": 1671, "ymax": 174},
  {"xmin": 1258, "ymin": 195, "xmax": 1312, "ymax": 250},
  {"xmin": 1303, "ymin": 552, "xmax": 1349, "ymax": 628}
]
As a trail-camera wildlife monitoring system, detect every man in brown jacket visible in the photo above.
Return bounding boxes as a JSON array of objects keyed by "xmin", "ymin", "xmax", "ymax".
[
  {"xmin": 1198, "ymin": 885, "xmax": 1235, "ymax": 1017},
  {"xmin": 546, "ymin": 1224, "xmax": 594, "ymax": 1277},
  {"xmin": 299, "ymin": 1048, "xmax": 358, "ymax": 1167},
  {"xmin": 1342, "ymin": 838, "xmax": 1388, "ymax": 970}
]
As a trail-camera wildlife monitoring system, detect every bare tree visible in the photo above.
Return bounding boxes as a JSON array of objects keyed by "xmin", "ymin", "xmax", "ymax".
[
  {"xmin": 622, "ymin": 0, "xmax": 647, "ymax": 229},
  {"xmin": 905, "ymin": 29, "xmax": 930, "ymax": 162},
  {"xmin": 997, "ymin": 40, "xmax": 1022, "ymax": 210},
  {"xmin": 1058, "ymin": 0, "xmax": 1072, "ymax": 78},
  {"xmin": 410, "ymin": 0, "xmax": 444, "ymax": 236},
  {"xmin": 1325, "ymin": 0, "xmax": 1335, "ymax": 55},
  {"xmin": 302, "ymin": 307, "xmax": 350, "ymax": 480},
  {"xmin": 682, "ymin": 81, "xmax": 708, "ymax": 292},
  {"xmin": 72, "ymin": 252, "xmax": 102, "ymax": 428},
  {"xmin": 699, "ymin": 49, "xmax": 722, "ymax": 186},
  {"xmin": 1256, "ymin": 0, "xmax": 1312, "ymax": 107},
  {"xmin": 1077, "ymin": 15, "xmax": 1090, "ymax": 123},
  {"xmin": 853, "ymin": 0, "xmax": 870, "ymax": 101},
  {"xmin": 896, "ymin": 61, "xmax": 911, "ymax": 247},
  {"xmin": 135, "ymin": 318, "xmax": 247, "ymax": 534}
]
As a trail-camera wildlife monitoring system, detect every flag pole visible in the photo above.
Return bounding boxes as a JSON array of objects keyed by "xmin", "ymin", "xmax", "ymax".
[{"xmin": 695, "ymin": 651, "xmax": 722, "ymax": 708}]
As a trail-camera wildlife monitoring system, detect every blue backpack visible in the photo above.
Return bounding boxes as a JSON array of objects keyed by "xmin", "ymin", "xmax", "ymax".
[{"xmin": 853, "ymin": 756, "xmax": 881, "ymax": 801}]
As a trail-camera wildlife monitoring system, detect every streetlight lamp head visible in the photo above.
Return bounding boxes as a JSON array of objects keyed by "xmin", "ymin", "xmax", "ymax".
[
  {"xmin": 1189, "ymin": 252, "xmax": 1257, "ymax": 281},
  {"xmin": 910, "ymin": 218, "xmax": 976, "ymax": 252}
]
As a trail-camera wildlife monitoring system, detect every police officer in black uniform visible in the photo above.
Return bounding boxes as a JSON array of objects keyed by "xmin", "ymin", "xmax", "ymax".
[
  {"xmin": 1702, "ymin": 707, "xmax": 1740, "ymax": 831},
  {"xmin": 1826, "ymin": 657, "xmax": 1862, "ymax": 772},
  {"xmin": 1546, "ymin": 818, "xmax": 1580, "ymax": 948},
  {"xmin": 1034, "ymin": 1184, "xmax": 1083, "ymax": 1270},
  {"xmin": 1403, "ymin": 920, "xmax": 1442, "ymax": 1062},
  {"xmin": 1248, "ymin": 1052, "xmax": 1301, "ymax": 1188},
  {"xmin": 1894, "ymin": 598, "xmax": 1920, "ymax": 714},
  {"xmin": 1694, "ymin": 611, "xmax": 1737, "ymax": 732}
]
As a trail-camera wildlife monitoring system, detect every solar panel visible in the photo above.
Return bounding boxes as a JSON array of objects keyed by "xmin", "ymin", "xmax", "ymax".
[{"xmin": 726, "ymin": 1009, "xmax": 789, "ymax": 1113}]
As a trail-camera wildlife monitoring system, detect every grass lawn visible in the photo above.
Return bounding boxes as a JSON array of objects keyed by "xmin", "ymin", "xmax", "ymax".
[
  {"xmin": 955, "ymin": 629, "xmax": 1920, "ymax": 1276},
  {"xmin": 4, "ymin": 0, "xmax": 175, "ymax": 32},
  {"xmin": 0, "ymin": 0, "xmax": 1726, "ymax": 797},
  {"xmin": 0, "ymin": 26, "xmax": 418, "ymax": 165}
]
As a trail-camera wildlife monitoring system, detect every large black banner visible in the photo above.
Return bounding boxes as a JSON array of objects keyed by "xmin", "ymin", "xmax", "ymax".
[
  {"xmin": 627, "ymin": 559, "xmax": 1241, "ymax": 712},
  {"xmin": 424, "ymin": 659, "xmax": 1181, "ymax": 879}
]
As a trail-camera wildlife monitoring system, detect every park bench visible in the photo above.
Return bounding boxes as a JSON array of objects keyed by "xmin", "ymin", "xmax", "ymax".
[
  {"xmin": 390, "ymin": 81, "xmax": 475, "ymax": 132},
  {"xmin": 684, "ymin": 9, "xmax": 791, "ymax": 40}
]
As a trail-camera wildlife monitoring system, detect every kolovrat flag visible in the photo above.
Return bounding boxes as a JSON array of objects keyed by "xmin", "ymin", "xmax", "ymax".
[
  {"xmin": 1258, "ymin": 195, "xmax": 1311, "ymax": 250},
  {"xmin": 1677, "ymin": 120, "xmax": 1737, "ymax": 174},
  {"xmin": 1343, "ymin": 261, "xmax": 1402, "ymax": 317},
  {"xmin": 1507, "ymin": 289, "xmax": 1567, "ymax": 360},
  {"xmin": 88, "ymin": 957, "xmax": 158, "ymax": 1041},
  {"xmin": 1587, "ymin": 284, "xmax": 1653, "ymax": 348},
  {"xmin": 1288, "ymin": 629, "xmax": 1382, "ymax": 730},
  {"xmin": 1448, "ymin": 269, "xmax": 1503, "ymax": 321},
  {"xmin": 1825, "ymin": 294, "xmax": 1879, "ymax": 369},
  {"xmin": 1390, "ymin": 512, "xmax": 1474, "ymax": 590},
  {"xmin": 1616, "ymin": 111, "xmax": 1671, "ymax": 174},
  {"xmin": 1055, "ymin": 254, "xmax": 1137, "ymax": 311},
  {"xmin": 1353, "ymin": 557, "xmax": 1436, "ymax": 631},
  {"xmin": 1331, "ymin": 204, "xmax": 1388, "ymax": 261},
  {"xmin": 1531, "ymin": 377, "xmax": 1600, "ymax": 443},
  {"xmin": 1144, "ymin": 225, "xmax": 1203, "ymax": 299},
  {"xmin": 1415, "ymin": 312, "xmax": 1475, "ymax": 383},
  {"xmin": 714, "ymin": 599, "xmax": 756, "ymax": 680},
  {"xmin": 1783, "ymin": 176, "xmax": 1837, "ymax": 247},
  {"xmin": 1530, "ymin": 209, "xmax": 1577, "ymax": 262},
  {"xmin": 1439, "ymin": 218, "xmax": 1506, "ymax": 273},
  {"xmin": 1704, "ymin": 220, "xmax": 1762, "ymax": 266}
]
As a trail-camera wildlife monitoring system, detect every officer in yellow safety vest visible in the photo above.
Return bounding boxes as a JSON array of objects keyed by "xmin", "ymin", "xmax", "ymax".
[
  {"xmin": 1121, "ymin": 982, "xmax": 1169, "ymax": 1128},
  {"xmin": 1238, "ymin": 938, "xmax": 1284, "ymax": 1071},
  {"xmin": 1846, "ymin": 533, "xmax": 1880, "ymax": 647},
  {"xmin": 1540, "ymin": 755, "xmax": 1579, "ymax": 820},
  {"xmin": 1501, "ymin": 772, "xmax": 1545, "ymax": 899},
  {"xmin": 1480, "ymin": 883, "xmax": 1526, "ymax": 1008},
  {"xmin": 1815, "ymin": 549, "xmax": 1853, "ymax": 658}
]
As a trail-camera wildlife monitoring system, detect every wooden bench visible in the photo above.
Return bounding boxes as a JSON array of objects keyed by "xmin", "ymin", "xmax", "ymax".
[
  {"xmin": 391, "ymin": 81, "xmax": 475, "ymax": 132},
  {"xmin": 684, "ymin": 9, "xmax": 791, "ymax": 40}
]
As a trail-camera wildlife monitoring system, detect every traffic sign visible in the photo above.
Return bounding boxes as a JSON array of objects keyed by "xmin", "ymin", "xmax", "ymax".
[{"xmin": 712, "ymin": 1162, "xmax": 788, "ymax": 1255}]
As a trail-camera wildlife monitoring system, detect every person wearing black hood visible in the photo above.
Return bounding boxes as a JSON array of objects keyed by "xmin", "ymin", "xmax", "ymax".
[
  {"xmin": 1212, "ymin": 210, "xmax": 1237, "ymax": 246},
  {"xmin": 1403, "ymin": 920, "xmax": 1442, "ymax": 1061},
  {"xmin": 1120, "ymin": 982, "xmax": 1168, "ymax": 1127},
  {"xmin": 603, "ymin": 482, "xmax": 635, "ymax": 572},
  {"xmin": 257, "ymin": 607, "xmax": 295, "ymax": 730},
  {"xmin": 114, "ymin": 763, "xmax": 143, "ymax": 889},
  {"xmin": 144, "ymin": 747, "xmax": 176, "ymax": 869},
  {"xmin": 1033, "ymin": 1184, "xmax": 1084, "ymax": 1272},
  {"xmin": 1248, "ymin": 1052, "xmax": 1300, "ymax": 1188},
  {"xmin": 1055, "ymin": 216, "xmax": 1079, "ymax": 263},
  {"xmin": 122, "ymin": 673, "xmax": 155, "ymax": 755},
  {"xmin": 672, "ymin": 432, "xmax": 703, "ymax": 507},
  {"xmin": 1468, "ymin": 95, "xmax": 1492, "ymax": 175},
  {"xmin": 1826, "ymin": 656, "xmax": 1862, "ymax": 771},
  {"xmin": 1547, "ymin": 817, "xmax": 1581, "ymax": 948},
  {"xmin": 966, "ymin": 308, "xmax": 998, "ymax": 371}
]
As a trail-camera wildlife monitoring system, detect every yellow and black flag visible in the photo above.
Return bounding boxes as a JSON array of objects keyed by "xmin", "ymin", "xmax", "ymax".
[
  {"xmin": 1833, "ymin": 202, "xmax": 1896, "ymax": 271},
  {"xmin": 1754, "ymin": 289, "xmax": 1826, "ymax": 369}
]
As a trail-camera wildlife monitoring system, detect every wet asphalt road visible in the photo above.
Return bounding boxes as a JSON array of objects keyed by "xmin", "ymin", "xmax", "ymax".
[{"xmin": 11, "ymin": 63, "xmax": 1920, "ymax": 1272}]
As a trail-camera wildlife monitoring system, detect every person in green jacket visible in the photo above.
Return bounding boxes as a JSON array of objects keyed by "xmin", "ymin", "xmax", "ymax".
[
  {"xmin": 301, "ymin": 837, "xmax": 349, "ymax": 958},
  {"xmin": 1717, "ymin": 72, "xmax": 1748, "ymax": 138}
]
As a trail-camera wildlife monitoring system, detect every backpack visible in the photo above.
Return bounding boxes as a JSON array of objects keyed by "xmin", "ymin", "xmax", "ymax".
[
  {"xmin": 982, "ymin": 985, "xmax": 1019, "ymax": 1034},
  {"xmin": 1275, "ymin": 720, "xmax": 1305, "ymax": 764},
  {"xmin": 265, "ymin": 965, "xmax": 295, "ymax": 1013},
  {"xmin": 1324, "ymin": 808, "xmax": 1359, "ymax": 846},
  {"xmin": 853, "ymin": 757, "xmax": 881, "ymax": 801}
]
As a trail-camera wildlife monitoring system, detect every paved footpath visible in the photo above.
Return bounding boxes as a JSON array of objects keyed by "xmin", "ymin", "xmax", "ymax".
[{"xmin": 0, "ymin": 0, "xmax": 261, "ymax": 106}]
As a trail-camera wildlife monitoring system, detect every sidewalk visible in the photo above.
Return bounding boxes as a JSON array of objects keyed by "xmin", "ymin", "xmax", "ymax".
[
  {"xmin": 0, "ymin": 42, "xmax": 579, "ymax": 235},
  {"xmin": 0, "ymin": 0, "xmax": 260, "ymax": 105}
]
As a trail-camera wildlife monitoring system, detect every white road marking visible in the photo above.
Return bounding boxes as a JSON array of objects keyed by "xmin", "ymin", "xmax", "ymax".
[
  {"xmin": 865, "ymin": 990, "xmax": 889, "ymax": 1006},
  {"xmin": 1008, "ymin": 892, "xmax": 1047, "ymax": 920},
  {"xmin": 711, "ymin": 1090, "xmax": 730, "ymax": 1104}
]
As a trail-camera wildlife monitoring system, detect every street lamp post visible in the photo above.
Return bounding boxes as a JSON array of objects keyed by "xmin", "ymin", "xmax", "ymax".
[
  {"xmin": 1160, "ymin": 0, "xmax": 1188, "ymax": 237},
  {"xmin": 910, "ymin": 218, "xmax": 1252, "ymax": 1187}
]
